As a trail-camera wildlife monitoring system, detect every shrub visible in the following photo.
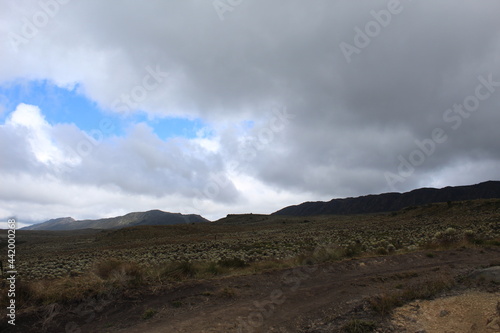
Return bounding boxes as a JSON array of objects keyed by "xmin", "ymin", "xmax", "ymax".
[
  {"xmin": 310, "ymin": 245, "xmax": 345, "ymax": 263},
  {"xmin": 444, "ymin": 227, "xmax": 457, "ymax": 235},
  {"xmin": 342, "ymin": 319, "xmax": 376, "ymax": 333},
  {"xmin": 5, "ymin": 275, "xmax": 107, "ymax": 308},
  {"xmin": 161, "ymin": 261, "xmax": 198, "ymax": 280},
  {"xmin": 345, "ymin": 243, "xmax": 363, "ymax": 257},
  {"xmin": 142, "ymin": 308, "xmax": 157, "ymax": 319},
  {"xmin": 205, "ymin": 262, "xmax": 223, "ymax": 275},
  {"xmin": 93, "ymin": 259, "xmax": 124, "ymax": 279},
  {"xmin": 12, "ymin": 279, "xmax": 38, "ymax": 307},
  {"xmin": 171, "ymin": 300, "xmax": 182, "ymax": 308},
  {"xmin": 93, "ymin": 259, "xmax": 143, "ymax": 286},
  {"xmin": 432, "ymin": 227, "xmax": 462, "ymax": 246},
  {"xmin": 464, "ymin": 229, "xmax": 475, "ymax": 241},
  {"xmin": 369, "ymin": 275, "xmax": 455, "ymax": 316},
  {"xmin": 369, "ymin": 293, "xmax": 400, "ymax": 316},
  {"xmin": 375, "ymin": 247, "xmax": 388, "ymax": 256},
  {"xmin": 218, "ymin": 257, "xmax": 247, "ymax": 268},
  {"xmin": 217, "ymin": 287, "xmax": 237, "ymax": 298}
]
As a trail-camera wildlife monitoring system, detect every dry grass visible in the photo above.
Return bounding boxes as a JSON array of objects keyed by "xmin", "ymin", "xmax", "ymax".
[
  {"xmin": 368, "ymin": 274, "xmax": 456, "ymax": 316},
  {"xmin": 6, "ymin": 275, "xmax": 106, "ymax": 307},
  {"xmin": 216, "ymin": 286, "xmax": 238, "ymax": 298},
  {"xmin": 0, "ymin": 259, "xmax": 145, "ymax": 308},
  {"xmin": 342, "ymin": 319, "xmax": 377, "ymax": 333},
  {"xmin": 93, "ymin": 258, "xmax": 144, "ymax": 286},
  {"xmin": 142, "ymin": 308, "xmax": 157, "ymax": 319},
  {"xmin": 1, "ymin": 199, "xmax": 498, "ymax": 310}
]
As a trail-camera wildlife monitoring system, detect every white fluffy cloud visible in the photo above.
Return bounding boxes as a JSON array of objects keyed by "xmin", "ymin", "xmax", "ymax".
[
  {"xmin": 0, "ymin": 103, "xmax": 243, "ymax": 221},
  {"xmin": 7, "ymin": 104, "xmax": 69, "ymax": 165}
]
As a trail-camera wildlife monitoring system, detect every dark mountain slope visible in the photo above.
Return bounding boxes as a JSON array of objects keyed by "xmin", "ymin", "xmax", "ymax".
[{"xmin": 272, "ymin": 181, "xmax": 500, "ymax": 216}]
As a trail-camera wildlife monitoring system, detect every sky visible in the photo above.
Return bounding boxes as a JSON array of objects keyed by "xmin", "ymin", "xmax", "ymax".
[{"xmin": 1, "ymin": 0, "xmax": 500, "ymax": 225}]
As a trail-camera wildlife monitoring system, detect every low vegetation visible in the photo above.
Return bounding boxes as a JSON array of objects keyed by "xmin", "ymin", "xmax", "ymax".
[
  {"xmin": 142, "ymin": 308, "xmax": 157, "ymax": 320},
  {"xmin": 368, "ymin": 274, "xmax": 456, "ymax": 316},
  {"xmin": 342, "ymin": 319, "xmax": 377, "ymax": 333},
  {"xmin": 0, "ymin": 199, "xmax": 499, "ymax": 309}
]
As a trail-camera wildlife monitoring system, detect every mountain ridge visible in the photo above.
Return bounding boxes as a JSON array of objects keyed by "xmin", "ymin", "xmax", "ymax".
[
  {"xmin": 20, "ymin": 181, "xmax": 500, "ymax": 229},
  {"xmin": 22, "ymin": 210, "xmax": 209, "ymax": 231},
  {"xmin": 272, "ymin": 180, "xmax": 500, "ymax": 216}
]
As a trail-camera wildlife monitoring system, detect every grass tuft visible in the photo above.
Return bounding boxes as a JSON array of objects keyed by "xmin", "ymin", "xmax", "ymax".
[
  {"xmin": 93, "ymin": 259, "xmax": 144, "ymax": 287},
  {"xmin": 342, "ymin": 319, "xmax": 376, "ymax": 333},
  {"xmin": 161, "ymin": 261, "xmax": 198, "ymax": 281},
  {"xmin": 142, "ymin": 308, "xmax": 157, "ymax": 319},
  {"xmin": 218, "ymin": 257, "xmax": 247, "ymax": 268},
  {"xmin": 369, "ymin": 275, "xmax": 455, "ymax": 316},
  {"xmin": 217, "ymin": 287, "xmax": 237, "ymax": 298}
]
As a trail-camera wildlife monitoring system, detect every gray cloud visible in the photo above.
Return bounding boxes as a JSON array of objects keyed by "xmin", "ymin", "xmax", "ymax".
[{"xmin": 1, "ymin": 0, "xmax": 500, "ymax": 222}]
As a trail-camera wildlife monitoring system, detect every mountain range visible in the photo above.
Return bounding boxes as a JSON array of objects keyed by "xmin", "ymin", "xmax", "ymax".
[
  {"xmin": 22, "ymin": 210, "xmax": 209, "ymax": 231},
  {"xmin": 272, "ymin": 180, "xmax": 500, "ymax": 216},
  {"xmin": 21, "ymin": 180, "xmax": 500, "ymax": 230}
]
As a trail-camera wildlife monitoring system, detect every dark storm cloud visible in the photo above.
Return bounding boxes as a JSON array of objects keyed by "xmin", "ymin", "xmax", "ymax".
[{"xmin": 1, "ymin": 0, "xmax": 500, "ymax": 221}]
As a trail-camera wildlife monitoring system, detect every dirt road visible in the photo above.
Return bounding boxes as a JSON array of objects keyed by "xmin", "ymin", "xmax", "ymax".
[{"xmin": 48, "ymin": 247, "xmax": 498, "ymax": 333}]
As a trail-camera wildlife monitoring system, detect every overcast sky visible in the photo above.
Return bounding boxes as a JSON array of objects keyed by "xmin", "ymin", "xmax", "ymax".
[{"xmin": 1, "ymin": 1, "xmax": 500, "ymax": 225}]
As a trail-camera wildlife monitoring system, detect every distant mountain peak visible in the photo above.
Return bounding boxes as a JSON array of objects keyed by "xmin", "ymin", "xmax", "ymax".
[{"xmin": 22, "ymin": 210, "xmax": 209, "ymax": 231}]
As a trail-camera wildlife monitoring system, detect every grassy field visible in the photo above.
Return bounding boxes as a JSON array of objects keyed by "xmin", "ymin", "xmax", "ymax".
[{"xmin": 1, "ymin": 199, "xmax": 499, "ymax": 308}]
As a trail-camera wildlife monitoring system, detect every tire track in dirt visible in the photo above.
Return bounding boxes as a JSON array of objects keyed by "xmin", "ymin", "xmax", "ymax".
[{"xmin": 78, "ymin": 247, "xmax": 500, "ymax": 333}]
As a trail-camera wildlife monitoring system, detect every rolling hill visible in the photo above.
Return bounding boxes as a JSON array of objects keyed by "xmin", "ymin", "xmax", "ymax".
[{"xmin": 22, "ymin": 210, "xmax": 209, "ymax": 231}]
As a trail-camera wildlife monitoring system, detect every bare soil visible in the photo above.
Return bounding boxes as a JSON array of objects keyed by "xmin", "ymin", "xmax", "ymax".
[
  {"xmin": 391, "ymin": 290, "xmax": 500, "ymax": 332},
  {"xmin": 9, "ymin": 247, "xmax": 500, "ymax": 333}
]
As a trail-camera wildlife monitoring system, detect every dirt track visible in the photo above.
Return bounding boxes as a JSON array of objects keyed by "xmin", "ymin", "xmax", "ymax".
[{"xmin": 28, "ymin": 247, "xmax": 496, "ymax": 333}]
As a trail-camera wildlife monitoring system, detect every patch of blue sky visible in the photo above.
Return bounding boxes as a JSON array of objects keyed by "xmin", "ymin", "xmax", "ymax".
[
  {"xmin": 0, "ymin": 80, "xmax": 206, "ymax": 140},
  {"xmin": 127, "ymin": 112, "xmax": 208, "ymax": 140},
  {"xmin": 241, "ymin": 119, "xmax": 255, "ymax": 130},
  {"xmin": 0, "ymin": 80, "xmax": 99, "ymax": 130}
]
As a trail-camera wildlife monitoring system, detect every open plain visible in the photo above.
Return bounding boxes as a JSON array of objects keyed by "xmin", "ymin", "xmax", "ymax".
[{"xmin": 1, "ymin": 199, "xmax": 499, "ymax": 332}]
